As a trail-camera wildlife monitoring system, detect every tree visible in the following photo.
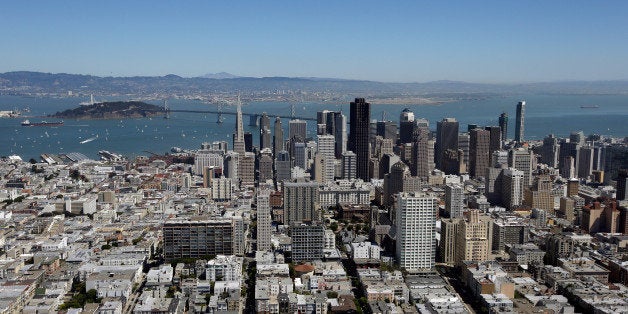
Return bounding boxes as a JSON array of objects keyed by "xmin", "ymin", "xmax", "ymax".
[{"xmin": 330, "ymin": 222, "xmax": 338, "ymax": 232}]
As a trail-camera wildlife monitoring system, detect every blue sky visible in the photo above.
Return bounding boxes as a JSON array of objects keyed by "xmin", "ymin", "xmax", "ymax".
[{"xmin": 1, "ymin": 1, "xmax": 627, "ymax": 82}]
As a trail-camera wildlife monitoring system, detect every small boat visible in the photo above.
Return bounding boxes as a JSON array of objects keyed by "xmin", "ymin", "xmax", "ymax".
[
  {"xmin": 80, "ymin": 135, "xmax": 98, "ymax": 144},
  {"xmin": 580, "ymin": 105, "xmax": 599, "ymax": 109}
]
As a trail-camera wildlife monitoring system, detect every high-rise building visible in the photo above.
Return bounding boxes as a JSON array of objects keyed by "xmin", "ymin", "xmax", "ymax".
[
  {"xmin": 455, "ymin": 210, "xmax": 493, "ymax": 265},
  {"xmin": 244, "ymin": 132, "xmax": 253, "ymax": 152},
  {"xmin": 502, "ymin": 168, "xmax": 524, "ymax": 210},
  {"xmin": 259, "ymin": 112, "xmax": 271, "ymax": 150},
  {"xmin": 203, "ymin": 166, "xmax": 215, "ymax": 188},
  {"xmin": 257, "ymin": 189, "xmax": 272, "ymax": 252},
  {"xmin": 239, "ymin": 152, "xmax": 256, "ymax": 187},
  {"xmin": 541, "ymin": 134, "xmax": 560, "ymax": 168},
  {"xmin": 274, "ymin": 150, "xmax": 292, "ymax": 184},
  {"xmin": 399, "ymin": 108, "xmax": 416, "ymax": 144},
  {"xmin": 194, "ymin": 151, "xmax": 224, "ymax": 175},
  {"xmin": 376, "ymin": 120, "xmax": 398, "ymax": 141},
  {"xmin": 578, "ymin": 146, "xmax": 594, "ymax": 179},
  {"xmin": 233, "ymin": 97, "xmax": 246, "ymax": 155},
  {"xmin": 618, "ymin": 169, "xmax": 628, "ymax": 201},
  {"xmin": 458, "ymin": 133, "xmax": 470, "ymax": 172},
  {"xmin": 317, "ymin": 135, "xmax": 335, "ymax": 159},
  {"xmin": 291, "ymin": 222, "xmax": 325, "ymax": 262},
  {"xmin": 469, "ymin": 129, "xmax": 490, "ymax": 178},
  {"xmin": 223, "ymin": 152, "xmax": 239, "ymax": 181},
  {"xmin": 293, "ymin": 142, "xmax": 308, "ymax": 170},
  {"xmin": 349, "ymin": 98, "xmax": 371, "ymax": 181},
  {"xmin": 439, "ymin": 218, "xmax": 461, "ymax": 265},
  {"xmin": 272, "ymin": 117, "xmax": 284, "ymax": 156},
  {"xmin": 509, "ymin": 148, "xmax": 534, "ymax": 187},
  {"xmin": 499, "ymin": 112, "xmax": 508, "ymax": 143},
  {"xmin": 445, "ymin": 184, "xmax": 464, "ymax": 218},
  {"xmin": 283, "ymin": 181, "xmax": 320, "ymax": 225},
  {"xmin": 514, "ymin": 101, "xmax": 525, "ymax": 143},
  {"xmin": 412, "ymin": 125, "xmax": 431, "ymax": 178},
  {"xmin": 258, "ymin": 152, "xmax": 274, "ymax": 183},
  {"xmin": 396, "ymin": 192, "xmax": 437, "ymax": 271},
  {"xmin": 523, "ymin": 175, "xmax": 553, "ymax": 212},
  {"xmin": 436, "ymin": 118, "xmax": 459, "ymax": 171},
  {"xmin": 342, "ymin": 151, "xmax": 357, "ymax": 180},
  {"xmin": 333, "ymin": 112, "xmax": 347, "ymax": 158},
  {"xmin": 163, "ymin": 219, "xmax": 234, "ymax": 261},
  {"xmin": 485, "ymin": 126, "xmax": 502, "ymax": 158},
  {"xmin": 289, "ymin": 119, "xmax": 307, "ymax": 143},
  {"xmin": 492, "ymin": 218, "xmax": 529, "ymax": 251}
]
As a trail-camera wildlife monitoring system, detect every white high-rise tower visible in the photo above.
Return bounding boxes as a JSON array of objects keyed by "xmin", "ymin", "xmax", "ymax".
[
  {"xmin": 233, "ymin": 95, "xmax": 246, "ymax": 155},
  {"xmin": 396, "ymin": 192, "xmax": 437, "ymax": 271}
]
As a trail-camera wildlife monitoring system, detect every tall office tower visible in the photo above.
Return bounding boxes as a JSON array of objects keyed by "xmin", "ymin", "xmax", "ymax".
[
  {"xmin": 259, "ymin": 112, "xmax": 271, "ymax": 150},
  {"xmin": 442, "ymin": 149, "xmax": 465, "ymax": 175},
  {"xmin": 289, "ymin": 119, "xmax": 307, "ymax": 143},
  {"xmin": 349, "ymin": 98, "xmax": 371, "ymax": 181},
  {"xmin": 514, "ymin": 101, "xmax": 525, "ymax": 143},
  {"xmin": 233, "ymin": 98, "xmax": 246, "ymax": 155},
  {"xmin": 570, "ymin": 131, "xmax": 586, "ymax": 146},
  {"xmin": 379, "ymin": 153, "xmax": 401, "ymax": 179},
  {"xmin": 376, "ymin": 120, "xmax": 398, "ymax": 141},
  {"xmin": 455, "ymin": 210, "xmax": 493, "ymax": 265},
  {"xmin": 559, "ymin": 197, "xmax": 576, "ymax": 222},
  {"xmin": 342, "ymin": 151, "xmax": 357, "ymax": 180},
  {"xmin": 372, "ymin": 136, "xmax": 394, "ymax": 160},
  {"xmin": 567, "ymin": 178, "xmax": 579, "ymax": 197},
  {"xmin": 163, "ymin": 219, "xmax": 234, "ymax": 261},
  {"xmin": 499, "ymin": 112, "xmax": 508, "ymax": 143},
  {"xmin": 492, "ymin": 150, "xmax": 509, "ymax": 167},
  {"xmin": 291, "ymin": 222, "xmax": 325, "ymax": 262},
  {"xmin": 274, "ymin": 150, "xmax": 292, "ymax": 184},
  {"xmin": 283, "ymin": 181, "xmax": 320, "ymax": 224},
  {"xmin": 509, "ymin": 148, "xmax": 534, "ymax": 187},
  {"xmin": 258, "ymin": 152, "xmax": 274, "ymax": 183},
  {"xmin": 399, "ymin": 108, "xmax": 416, "ymax": 144},
  {"xmin": 412, "ymin": 126, "xmax": 431, "ymax": 178},
  {"xmin": 317, "ymin": 135, "xmax": 335, "ymax": 159},
  {"xmin": 396, "ymin": 192, "xmax": 437, "ymax": 271},
  {"xmin": 445, "ymin": 184, "xmax": 464, "ymax": 218},
  {"xmin": 239, "ymin": 152, "xmax": 256, "ymax": 187},
  {"xmin": 436, "ymin": 118, "xmax": 459, "ymax": 171},
  {"xmin": 384, "ymin": 161, "xmax": 411, "ymax": 206},
  {"xmin": 485, "ymin": 126, "xmax": 502, "ymax": 157},
  {"xmin": 194, "ymin": 151, "xmax": 224, "ymax": 175},
  {"xmin": 542, "ymin": 134, "xmax": 560, "ymax": 167},
  {"xmin": 469, "ymin": 129, "xmax": 491, "ymax": 178},
  {"xmin": 439, "ymin": 218, "xmax": 461, "ymax": 265},
  {"xmin": 203, "ymin": 166, "xmax": 215, "ymax": 188},
  {"xmin": 502, "ymin": 168, "xmax": 524, "ymax": 210},
  {"xmin": 458, "ymin": 133, "xmax": 470, "ymax": 171},
  {"xmin": 333, "ymin": 112, "xmax": 347, "ymax": 158},
  {"xmin": 313, "ymin": 154, "xmax": 334, "ymax": 184},
  {"xmin": 223, "ymin": 152, "xmax": 239, "ymax": 181},
  {"xmin": 485, "ymin": 166, "xmax": 504, "ymax": 205},
  {"xmin": 524, "ymin": 175, "xmax": 554, "ymax": 212},
  {"xmin": 578, "ymin": 146, "xmax": 594, "ymax": 179},
  {"xmin": 617, "ymin": 169, "xmax": 628, "ymax": 201},
  {"xmin": 293, "ymin": 142, "xmax": 308, "ymax": 170},
  {"xmin": 243, "ymin": 132, "xmax": 253, "ymax": 152},
  {"xmin": 257, "ymin": 189, "xmax": 272, "ymax": 252},
  {"xmin": 273, "ymin": 117, "xmax": 284, "ymax": 156},
  {"xmin": 603, "ymin": 144, "xmax": 628, "ymax": 184},
  {"xmin": 559, "ymin": 141, "xmax": 580, "ymax": 172},
  {"xmin": 560, "ymin": 156, "xmax": 576, "ymax": 179}
]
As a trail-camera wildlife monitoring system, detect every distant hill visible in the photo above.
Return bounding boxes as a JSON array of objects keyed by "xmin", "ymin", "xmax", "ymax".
[
  {"xmin": 52, "ymin": 101, "xmax": 164, "ymax": 120},
  {"xmin": 199, "ymin": 72, "xmax": 240, "ymax": 79},
  {"xmin": 2, "ymin": 71, "xmax": 628, "ymax": 99}
]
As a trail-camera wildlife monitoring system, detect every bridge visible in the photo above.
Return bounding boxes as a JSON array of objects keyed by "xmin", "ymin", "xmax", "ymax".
[{"xmin": 162, "ymin": 109, "xmax": 317, "ymax": 126}]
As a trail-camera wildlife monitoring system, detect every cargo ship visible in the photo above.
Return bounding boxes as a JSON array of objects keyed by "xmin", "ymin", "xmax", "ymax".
[{"xmin": 21, "ymin": 119, "xmax": 64, "ymax": 126}]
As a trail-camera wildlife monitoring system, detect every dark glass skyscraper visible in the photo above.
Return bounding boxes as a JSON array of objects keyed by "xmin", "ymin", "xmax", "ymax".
[
  {"xmin": 499, "ymin": 112, "xmax": 508, "ymax": 143},
  {"xmin": 515, "ymin": 101, "xmax": 525, "ymax": 143},
  {"xmin": 349, "ymin": 98, "xmax": 371, "ymax": 181},
  {"xmin": 436, "ymin": 118, "xmax": 459, "ymax": 171}
]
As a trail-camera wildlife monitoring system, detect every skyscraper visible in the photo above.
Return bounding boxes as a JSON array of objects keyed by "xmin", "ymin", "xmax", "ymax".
[
  {"xmin": 396, "ymin": 192, "xmax": 437, "ymax": 271},
  {"xmin": 342, "ymin": 151, "xmax": 357, "ymax": 180},
  {"xmin": 515, "ymin": 101, "xmax": 525, "ymax": 143},
  {"xmin": 274, "ymin": 150, "xmax": 292, "ymax": 184},
  {"xmin": 399, "ymin": 108, "xmax": 415, "ymax": 144},
  {"xmin": 257, "ymin": 189, "xmax": 272, "ymax": 252},
  {"xmin": 445, "ymin": 183, "xmax": 464, "ymax": 218},
  {"xmin": 289, "ymin": 119, "xmax": 307, "ymax": 143},
  {"xmin": 436, "ymin": 118, "xmax": 459, "ymax": 171},
  {"xmin": 333, "ymin": 112, "xmax": 347, "ymax": 158},
  {"xmin": 233, "ymin": 96, "xmax": 246, "ymax": 155},
  {"xmin": 485, "ymin": 126, "xmax": 502, "ymax": 157},
  {"xmin": 349, "ymin": 98, "xmax": 371, "ymax": 181},
  {"xmin": 259, "ymin": 112, "xmax": 271, "ymax": 150},
  {"xmin": 273, "ymin": 117, "xmax": 284, "ymax": 156},
  {"xmin": 412, "ymin": 125, "xmax": 431, "ymax": 178},
  {"xmin": 499, "ymin": 112, "xmax": 508, "ymax": 144},
  {"xmin": 282, "ymin": 181, "xmax": 320, "ymax": 224},
  {"xmin": 469, "ymin": 128, "xmax": 490, "ymax": 178}
]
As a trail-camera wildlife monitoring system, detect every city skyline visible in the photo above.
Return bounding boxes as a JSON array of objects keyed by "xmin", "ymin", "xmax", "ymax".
[{"xmin": 2, "ymin": 1, "xmax": 628, "ymax": 83}]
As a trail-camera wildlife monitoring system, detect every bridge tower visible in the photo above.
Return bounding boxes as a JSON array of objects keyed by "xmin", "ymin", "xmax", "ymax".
[
  {"xmin": 291, "ymin": 103, "xmax": 296, "ymax": 120},
  {"xmin": 216, "ymin": 102, "xmax": 224, "ymax": 124}
]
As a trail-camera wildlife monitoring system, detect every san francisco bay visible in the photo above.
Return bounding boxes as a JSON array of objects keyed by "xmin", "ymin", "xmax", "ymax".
[{"xmin": 1, "ymin": 94, "xmax": 626, "ymax": 161}]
